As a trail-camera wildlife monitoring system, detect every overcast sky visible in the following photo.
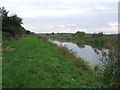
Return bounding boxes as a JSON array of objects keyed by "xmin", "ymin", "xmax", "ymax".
[{"xmin": 0, "ymin": 0, "xmax": 119, "ymax": 34}]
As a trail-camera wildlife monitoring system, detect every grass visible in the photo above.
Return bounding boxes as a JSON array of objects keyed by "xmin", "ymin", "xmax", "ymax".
[
  {"xmin": 46, "ymin": 33, "xmax": 120, "ymax": 88},
  {"xmin": 54, "ymin": 45, "xmax": 90, "ymax": 71},
  {"xmin": 47, "ymin": 34, "xmax": 118, "ymax": 49},
  {"xmin": 2, "ymin": 35, "xmax": 103, "ymax": 88}
]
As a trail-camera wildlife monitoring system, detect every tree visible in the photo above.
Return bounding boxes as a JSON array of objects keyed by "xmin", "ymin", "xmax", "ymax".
[
  {"xmin": 26, "ymin": 30, "xmax": 31, "ymax": 34},
  {"xmin": 1, "ymin": 7, "xmax": 27, "ymax": 40},
  {"xmin": 92, "ymin": 32, "xmax": 104, "ymax": 37},
  {"xmin": 9, "ymin": 14, "xmax": 23, "ymax": 25},
  {"xmin": 52, "ymin": 32, "xmax": 54, "ymax": 35},
  {"xmin": 76, "ymin": 31, "xmax": 85, "ymax": 37},
  {"xmin": 98, "ymin": 32, "xmax": 104, "ymax": 37},
  {"xmin": 1, "ymin": 7, "xmax": 9, "ymax": 18}
]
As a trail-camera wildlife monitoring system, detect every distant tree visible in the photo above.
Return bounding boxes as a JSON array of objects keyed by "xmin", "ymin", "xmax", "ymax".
[
  {"xmin": 57, "ymin": 32, "xmax": 60, "ymax": 34},
  {"xmin": 76, "ymin": 31, "xmax": 85, "ymax": 37},
  {"xmin": 92, "ymin": 33, "xmax": 97, "ymax": 37},
  {"xmin": 31, "ymin": 32, "xmax": 35, "ymax": 35},
  {"xmin": 52, "ymin": 32, "xmax": 54, "ymax": 35},
  {"xmin": 98, "ymin": 32, "xmax": 104, "ymax": 37},
  {"xmin": 92, "ymin": 32, "xmax": 104, "ymax": 37}
]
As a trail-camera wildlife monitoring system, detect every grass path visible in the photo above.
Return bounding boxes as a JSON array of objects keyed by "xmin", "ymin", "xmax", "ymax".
[{"xmin": 2, "ymin": 36, "xmax": 103, "ymax": 88}]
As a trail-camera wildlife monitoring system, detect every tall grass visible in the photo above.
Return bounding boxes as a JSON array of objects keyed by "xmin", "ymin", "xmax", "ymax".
[
  {"xmin": 100, "ymin": 35, "xmax": 120, "ymax": 88},
  {"xmin": 53, "ymin": 44, "xmax": 93, "ymax": 73},
  {"xmin": 82, "ymin": 35, "xmax": 120, "ymax": 88},
  {"xmin": 46, "ymin": 34, "xmax": 120, "ymax": 88}
]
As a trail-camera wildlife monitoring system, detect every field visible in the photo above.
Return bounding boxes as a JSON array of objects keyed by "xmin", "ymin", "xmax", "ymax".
[{"xmin": 2, "ymin": 35, "xmax": 104, "ymax": 88}]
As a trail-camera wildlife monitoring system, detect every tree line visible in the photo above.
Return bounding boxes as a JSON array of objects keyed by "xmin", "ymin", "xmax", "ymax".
[{"xmin": 1, "ymin": 7, "xmax": 34, "ymax": 41}]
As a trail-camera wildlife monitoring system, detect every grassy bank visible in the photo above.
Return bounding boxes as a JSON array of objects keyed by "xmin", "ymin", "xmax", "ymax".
[
  {"xmin": 2, "ymin": 35, "xmax": 103, "ymax": 88},
  {"xmin": 46, "ymin": 34, "xmax": 118, "ymax": 49},
  {"xmin": 46, "ymin": 34, "xmax": 120, "ymax": 88}
]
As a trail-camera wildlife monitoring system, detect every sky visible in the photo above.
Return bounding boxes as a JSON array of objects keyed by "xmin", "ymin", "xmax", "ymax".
[{"xmin": 0, "ymin": 0, "xmax": 119, "ymax": 34}]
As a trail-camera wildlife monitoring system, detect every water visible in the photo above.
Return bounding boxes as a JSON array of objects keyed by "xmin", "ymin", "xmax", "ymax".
[{"xmin": 49, "ymin": 40, "xmax": 109, "ymax": 67}]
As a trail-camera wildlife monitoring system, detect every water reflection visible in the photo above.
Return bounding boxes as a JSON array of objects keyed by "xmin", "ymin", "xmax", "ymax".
[
  {"xmin": 76, "ymin": 43, "xmax": 85, "ymax": 48},
  {"xmin": 49, "ymin": 39, "xmax": 109, "ymax": 67}
]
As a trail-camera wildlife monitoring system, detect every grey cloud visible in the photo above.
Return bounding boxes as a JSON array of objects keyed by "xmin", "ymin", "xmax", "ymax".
[{"xmin": 1, "ymin": 0, "xmax": 118, "ymax": 33}]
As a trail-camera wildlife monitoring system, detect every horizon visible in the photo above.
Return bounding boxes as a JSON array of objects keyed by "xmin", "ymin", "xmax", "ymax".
[{"xmin": 33, "ymin": 31, "xmax": 119, "ymax": 34}]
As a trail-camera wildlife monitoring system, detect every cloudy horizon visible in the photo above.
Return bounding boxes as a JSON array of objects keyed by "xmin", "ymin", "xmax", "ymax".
[{"xmin": 0, "ymin": 0, "xmax": 119, "ymax": 34}]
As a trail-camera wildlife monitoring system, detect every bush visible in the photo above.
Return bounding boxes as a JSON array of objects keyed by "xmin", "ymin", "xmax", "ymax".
[
  {"xmin": 76, "ymin": 31, "xmax": 85, "ymax": 37},
  {"xmin": 92, "ymin": 32, "xmax": 104, "ymax": 37},
  {"xmin": 1, "ymin": 7, "xmax": 27, "ymax": 41}
]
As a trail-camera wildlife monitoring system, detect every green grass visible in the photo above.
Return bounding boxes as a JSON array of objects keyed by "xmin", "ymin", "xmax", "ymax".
[
  {"xmin": 2, "ymin": 35, "xmax": 103, "ymax": 88},
  {"xmin": 47, "ymin": 34, "xmax": 118, "ymax": 49},
  {"xmin": 46, "ymin": 34, "xmax": 120, "ymax": 88}
]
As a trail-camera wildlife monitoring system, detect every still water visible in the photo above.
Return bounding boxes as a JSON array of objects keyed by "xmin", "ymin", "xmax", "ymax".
[{"xmin": 49, "ymin": 40, "xmax": 109, "ymax": 67}]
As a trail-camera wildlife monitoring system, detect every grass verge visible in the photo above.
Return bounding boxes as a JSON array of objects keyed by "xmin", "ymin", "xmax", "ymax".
[{"xmin": 2, "ymin": 35, "xmax": 103, "ymax": 88}]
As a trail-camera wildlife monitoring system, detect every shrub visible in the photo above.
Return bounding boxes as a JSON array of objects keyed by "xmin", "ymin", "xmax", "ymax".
[
  {"xmin": 92, "ymin": 32, "xmax": 104, "ymax": 37},
  {"xmin": 76, "ymin": 31, "xmax": 85, "ymax": 37}
]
